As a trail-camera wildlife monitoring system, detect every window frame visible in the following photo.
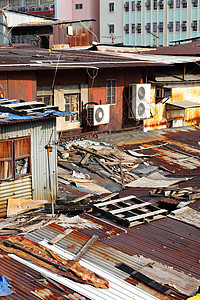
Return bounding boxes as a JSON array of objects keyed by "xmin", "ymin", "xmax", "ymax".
[
  {"xmin": 106, "ymin": 79, "xmax": 117, "ymax": 105},
  {"xmin": 109, "ymin": 24, "xmax": 115, "ymax": 34},
  {"xmin": 75, "ymin": 3, "xmax": 83, "ymax": 9},
  {"xmin": 109, "ymin": 2, "xmax": 114, "ymax": 12},
  {"xmin": 0, "ymin": 136, "xmax": 31, "ymax": 181},
  {"xmin": 64, "ymin": 93, "xmax": 80, "ymax": 122}
]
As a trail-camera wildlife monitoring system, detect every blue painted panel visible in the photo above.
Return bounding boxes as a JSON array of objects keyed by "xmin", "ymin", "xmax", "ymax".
[
  {"xmin": 168, "ymin": 10, "xmax": 173, "ymax": 21},
  {"xmin": 125, "ymin": 13, "xmax": 129, "ymax": 23},
  {"xmin": 168, "ymin": 33, "xmax": 173, "ymax": 44},
  {"xmin": 181, "ymin": 32, "xmax": 187, "ymax": 40},
  {"xmin": 152, "ymin": 11, "xmax": 157, "ymax": 21},
  {"xmin": 131, "ymin": 35, "xmax": 135, "ymax": 45},
  {"xmin": 125, "ymin": 35, "xmax": 129, "ymax": 45},
  {"xmin": 146, "ymin": 34, "xmax": 151, "ymax": 45},
  {"xmin": 175, "ymin": 33, "xmax": 180, "ymax": 41},
  {"xmin": 175, "ymin": 10, "xmax": 180, "ymax": 20},
  {"xmin": 131, "ymin": 12, "xmax": 135, "ymax": 23},
  {"xmin": 192, "ymin": 8, "xmax": 197, "ymax": 19},
  {"xmin": 158, "ymin": 33, "xmax": 163, "ymax": 46},
  {"xmin": 192, "ymin": 32, "xmax": 198, "ymax": 38},
  {"xmin": 136, "ymin": 35, "xmax": 141, "ymax": 45},
  {"xmin": 182, "ymin": 9, "xmax": 187, "ymax": 20},
  {"xmin": 158, "ymin": 11, "xmax": 163, "ymax": 22},
  {"xmin": 137, "ymin": 12, "xmax": 141, "ymax": 22},
  {"xmin": 146, "ymin": 12, "xmax": 151, "ymax": 22}
]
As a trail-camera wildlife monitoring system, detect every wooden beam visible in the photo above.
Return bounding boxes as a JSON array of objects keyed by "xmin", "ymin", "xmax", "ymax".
[
  {"xmin": 74, "ymin": 235, "xmax": 99, "ymax": 262},
  {"xmin": 94, "ymin": 195, "xmax": 136, "ymax": 208},
  {"xmin": 111, "ymin": 202, "xmax": 151, "ymax": 215},
  {"xmin": 73, "ymin": 145, "xmax": 115, "ymax": 161},
  {"xmin": 73, "ymin": 193, "xmax": 94, "ymax": 203},
  {"xmin": 99, "ymin": 193, "xmax": 119, "ymax": 203},
  {"xmin": 127, "ymin": 209, "xmax": 167, "ymax": 222},
  {"xmin": 48, "ymin": 229, "xmax": 73, "ymax": 245},
  {"xmin": 80, "ymin": 153, "xmax": 91, "ymax": 165}
]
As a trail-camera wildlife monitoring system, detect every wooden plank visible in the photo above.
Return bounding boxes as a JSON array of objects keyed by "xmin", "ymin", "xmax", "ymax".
[
  {"xmin": 94, "ymin": 195, "xmax": 136, "ymax": 208},
  {"xmin": 127, "ymin": 209, "xmax": 167, "ymax": 222},
  {"xmin": 111, "ymin": 202, "xmax": 151, "ymax": 215},
  {"xmin": 99, "ymin": 192, "xmax": 119, "ymax": 203},
  {"xmin": 73, "ymin": 145, "xmax": 115, "ymax": 161},
  {"xmin": 119, "ymin": 163, "xmax": 125, "ymax": 188},
  {"xmin": 73, "ymin": 193, "xmax": 94, "ymax": 203},
  {"xmin": 48, "ymin": 229, "xmax": 73, "ymax": 245},
  {"xmin": 7, "ymin": 198, "xmax": 47, "ymax": 217},
  {"xmin": 74, "ymin": 235, "xmax": 99, "ymax": 262},
  {"xmin": 80, "ymin": 153, "xmax": 91, "ymax": 165},
  {"xmin": 95, "ymin": 157, "xmax": 113, "ymax": 175}
]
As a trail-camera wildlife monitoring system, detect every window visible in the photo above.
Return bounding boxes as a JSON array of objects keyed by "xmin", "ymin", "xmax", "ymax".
[
  {"xmin": 75, "ymin": 3, "xmax": 83, "ymax": 9},
  {"xmin": 109, "ymin": 2, "xmax": 114, "ymax": 12},
  {"xmin": 158, "ymin": 0, "xmax": 164, "ymax": 9},
  {"xmin": 176, "ymin": 21, "xmax": 180, "ymax": 31},
  {"xmin": 158, "ymin": 22, "xmax": 163, "ymax": 32},
  {"xmin": 181, "ymin": 21, "xmax": 187, "ymax": 31},
  {"xmin": 124, "ymin": 24, "xmax": 129, "ymax": 34},
  {"xmin": 168, "ymin": 0, "xmax": 174, "ymax": 8},
  {"xmin": 0, "ymin": 137, "xmax": 31, "ymax": 180},
  {"xmin": 65, "ymin": 94, "xmax": 80, "ymax": 122},
  {"xmin": 145, "ymin": 0, "xmax": 151, "ymax": 10},
  {"xmin": 153, "ymin": 22, "xmax": 157, "ymax": 32},
  {"xmin": 132, "ymin": 1, "xmax": 135, "ymax": 11},
  {"xmin": 109, "ymin": 24, "xmax": 115, "ymax": 34},
  {"xmin": 124, "ymin": 1, "xmax": 129, "ymax": 11},
  {"xmin": 132, "ymin": 24, "xmax": 135, "ymax": 33},
  {"xmin": 153, "ymin": 0, "xmax": 157, "ymax": 9},
  {"xmin": 26, "ymin": 0, "xmax": 37, "ymax": 5},
  {"xmin": 168, "ymin": 21, "xmax": 173, "ymax": 32},
  {"xmin": 191, "ymin": 20, "xmax": 197, "ymax": 31},
  {"xmin": 37, "ymin": 86, "xmax": 52, "ymax": 106},
  {"xmin": 145, "ymin": 23, "xmax": 151, "ymax": 33},
  {"xmin": 192, "ymin": 0, "xmax": 198, "ymax": 7},
  {"xmin": 10, "ymin": 0, "xmax": 20, "ymax": 5},
  {"xmin": 136, "ymin": 1, "xmax": 141, "ymax": 11},
  {"xmin": 106, "ymin": 79, "xmax": 116, "ymax": 104},
  {"xmin": 182, "ymin": 0, "xmax": 187, "ymax": 7},
  {"xmin": 137, "ymin": 23, "xmax": 141, "ymax": 33},
  {"xmin": 176, "ymin": 0, "xmax": 180, "ymax": 7}
]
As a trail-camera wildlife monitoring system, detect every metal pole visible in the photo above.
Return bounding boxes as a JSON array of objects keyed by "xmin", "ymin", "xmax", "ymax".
[{"xmin": 46, "ymin": 145, "xmax": 55, "ymax": 217}]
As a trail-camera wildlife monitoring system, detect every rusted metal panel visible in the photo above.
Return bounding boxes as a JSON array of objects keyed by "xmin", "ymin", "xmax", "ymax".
[
  {"xmin": 0, "ymin": 253, "xmax": 87, "ymax": 299},
  {"xmin": 0, "ymin": 176, "xmax": 32, "ymax": 217}
]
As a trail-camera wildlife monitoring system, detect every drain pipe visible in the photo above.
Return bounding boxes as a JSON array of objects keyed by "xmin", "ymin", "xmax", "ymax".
[{"xmin": 45, "ymin": 144, "xmax": 54, "ymax": 217}]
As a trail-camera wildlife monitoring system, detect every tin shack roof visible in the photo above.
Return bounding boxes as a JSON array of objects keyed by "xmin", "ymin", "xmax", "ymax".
[
  {"xmin": 0, "ymin": 46, "xmax": 171, "ymax": 72},
  {"xmin": 0, "ymin": 98, "xmax": 68, "ymax": 124}
]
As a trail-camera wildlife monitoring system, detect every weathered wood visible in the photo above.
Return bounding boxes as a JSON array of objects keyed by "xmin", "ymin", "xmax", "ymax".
[
  {"xmin": 119, "ymin": 163, "xmax": 125, "ymax": 189},
  {"xmin": 127, "ymin": 209, "xmax": 167, "ymax": 222},
  {"xmin": 74, "ymin": 235, "xmax": 99, "ymax": 262},
  {"xmin": 95, "ymin": 157, "xmax": 113, "ymax": 175},
  {"xmin": 73, "ymin": 145, "xmax": 115, "ymax": 161},
  {"xmin": 73, "ymin": 193, "xmax": 94, "ymax": 203},
  {"xmin": 111, "ymin": 202, "xmax": 151, "ymax": 215},
  {"xmin": 99, "ymin": 193, "xmax": 119, "ymax": 203},
  {"xmin": 80, "ymin": 153, "xmax": 91, "ymax": 165},
  {"xmin": 94, "ymin": 195, "xmax": 136, "ymax": 208},
  {"xmin": 7, "ymin": 199, "xmax": 47, "ymax": 217},
  {"xmin": 48, "ymin": 229, "xmax": 73, "ymax": 245}
]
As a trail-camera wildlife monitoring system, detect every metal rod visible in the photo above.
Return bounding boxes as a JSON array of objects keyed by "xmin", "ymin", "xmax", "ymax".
[{"xmin": 46, "ymin": 145, "xmax": 54, "ymax": 217}]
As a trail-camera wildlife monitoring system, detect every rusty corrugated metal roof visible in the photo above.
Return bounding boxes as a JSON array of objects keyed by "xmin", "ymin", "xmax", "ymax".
[
  {"xmin": 0, "ymin": 47, "xmax": 167, "ymax": 72},
  {"xmin": 0, "ymin": 252, "xmax": 88, "ymax": 299}
]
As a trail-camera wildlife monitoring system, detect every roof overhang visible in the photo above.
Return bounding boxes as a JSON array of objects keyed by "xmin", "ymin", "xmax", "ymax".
[{"xmin": 166, "ymin": 100, "xmax": 200, "ymax": 109}]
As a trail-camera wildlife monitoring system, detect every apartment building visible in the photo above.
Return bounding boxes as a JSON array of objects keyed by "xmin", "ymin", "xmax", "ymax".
[
  {"xmin": 100, "ymin": 0, "xmax": 123, "ymax": 44},
  {"xmin": 123, "ymin": 0, "xmax": 200, "ymax": 46}
]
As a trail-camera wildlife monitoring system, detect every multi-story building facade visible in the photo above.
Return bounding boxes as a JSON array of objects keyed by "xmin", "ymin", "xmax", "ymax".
[
  {"xmin": 100, "ymin": 0, "xmax": 123, "ymax": 44},
  {"xmin": 0, "ymin": 0, "xmax": 99, "ymax": 40},
  {"xmin": 123, "ymin": 0, "xmax": 200, "ymax": 46}
]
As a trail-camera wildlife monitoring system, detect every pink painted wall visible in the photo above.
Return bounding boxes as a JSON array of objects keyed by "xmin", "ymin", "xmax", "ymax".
[{"xmin": 58, "ymin": 0, "xmax": 99, "ymax": 42}]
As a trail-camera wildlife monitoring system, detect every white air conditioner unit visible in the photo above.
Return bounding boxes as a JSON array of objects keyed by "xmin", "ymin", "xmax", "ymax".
[
  {"xmin": 129, "ymin": 84, "xmax": 151, "ymax": 120},
  {"xmin": 87, "ymin": 105, "xmax": 110, "ymax": 126}
]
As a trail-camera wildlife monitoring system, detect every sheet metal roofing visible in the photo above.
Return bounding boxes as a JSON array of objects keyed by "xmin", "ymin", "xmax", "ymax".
[
  {"xmin": 0, "ymin": 46, "xmax": 169, "ymax": 71},
  {"xmin": 0, "ymin": 98, "xmax": 67, "ymax": 124},
  {"xmin": 0, "ymin": 252, "xmax": 87, "ymax": 299},
  {"xmin": 143, "ymin": 40, "xmax": 200, "ymax": 56},
  {"xmin": 166, "ymin": 100, "xmax": 200, "ymax": 108}
]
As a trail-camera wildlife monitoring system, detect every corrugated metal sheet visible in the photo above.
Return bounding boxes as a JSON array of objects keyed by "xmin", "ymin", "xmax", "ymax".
[
  {"xmin": 0, "ymin": 176, "xmax": 32, "ymax": 217},
  {"xmin": 4, "ymin": 10, "xmax": 47, "ymax": 27},
  {"xmin": 102, "ymin": 217, "xmax": 200, "ymax": 280},
  {"xmin": 0, "ymin": 253, "xmax": 87, "ymax": 299},
  {"xmin": 0, "ymin": 118, "xmax": 58, "ymax": 202}
]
